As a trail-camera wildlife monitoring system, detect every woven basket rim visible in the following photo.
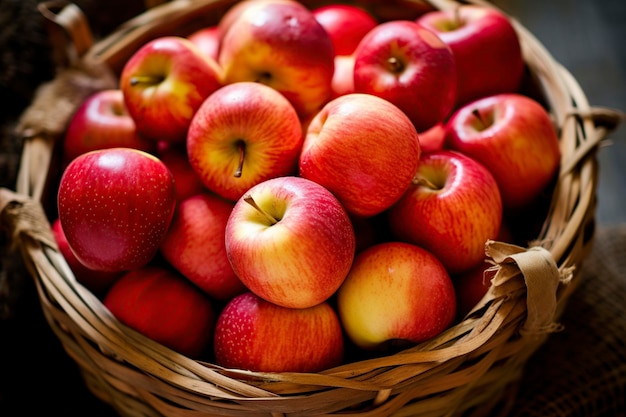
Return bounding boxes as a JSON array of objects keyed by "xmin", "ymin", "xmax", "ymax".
[{"xmin": 5, "ymin": 0, "xmax": 623, "ymax": 416}]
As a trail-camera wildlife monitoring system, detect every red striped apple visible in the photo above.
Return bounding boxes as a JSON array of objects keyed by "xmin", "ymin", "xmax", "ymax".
[
  {"xmin": 120, "ymin": 36, "xmax": 222, "ymax": 143},
  {"xmin": 444, "ymin": 93, "xmax": 561, "ymax": 210},
  {"xmin": 214, "ymin": 292, "xmax": 344, "ymax": 372},
  {"xmin": 337, "ymin": 241, "xmax": 456, "ymax": 350},
  {"xmin": 416, "ymin": 5, "xmax": 524, "ymax": 107},
  {"xmin": 104, "ymin": 266, "xmax": 216, "ymax": 358},
  {"xmin": 57, "ymin": 148, "xmax": 176, "ymax": 272},
  {"xmin": 218, "ymin": 0, "xmax": 334, "ymax": 118},
  {"xmin": 187, "ymin": 81, "xmax": 303, "ymax": 202},
  {"xmin": 62, "ymin": 89, "xmax": 154, "ymax": 165},
  {"xmin": 353, "ymin": 20, "xmax": 457, "ymax": 132},
  {"xmin": 299, "ymin": 93, "xmax": 421, "ymax": 218},
  {"xmin": 312, "ymin": 3, "xmax": 378, "ymax": 56},
  {"xmin": 225, "ymin": 176, "xmax": 356, "ymax": 309},
  {"xmin": 388, "ymin": 150, "xmax": 502, "ymax": 274},
  {"xmin": 160, "ymin": 192, "xmax": 247, "ymax": 302}
]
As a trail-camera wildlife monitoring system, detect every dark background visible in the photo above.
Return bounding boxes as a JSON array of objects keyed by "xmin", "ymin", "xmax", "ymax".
[{"xmin": 1, "ymin": 0, "xmax": 624, "ymax": 416}]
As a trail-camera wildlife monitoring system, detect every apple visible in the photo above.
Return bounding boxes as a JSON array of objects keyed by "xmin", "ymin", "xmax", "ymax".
[
  {"xmin": 160, "ymin": 192, "xmax": 247, "ymax": 302},
  {"xmin": 299, "ymin": 93, "xmax": 421, "ymax": 218},
  {"xmin": 62, "ymin": 89, "xmax": 154, "ymax": 164},
  {"xmin": 312, "ymin": 4, "xmax": 378, "ymax": 56},
  {"xmin": 51, "ymin": 218, "xmax": 122, "ymax": 294},
  {"xmin": 418, "ymin": 122, "xmax": 446, "ymax": 153},
  {"xmin": 388, "ymin": 150, "xmax": 502, "ymax": 275},
  {"xmin": 187, "ymin": 25, "xmax": 220, "ymax": 60},
  {"xmin": 187, "ymin": 81, "xmax": 303, "ymax": 202},
  {"xmin": 416, "ymin": 5, "xmax": 525, "ymax": 106},
  {"xmin": 218, "ymin": 0, "xmax": 335, "ymax": 118},
  {"xmin": 224, "ymin": 176, "xmax": 356, "ymax": 309},
  {"xmin": 103, "ymin": 266, "xmax": 216, "ymax": 358},
  {"xmin": 352, "ymin": 20, "xmax": 457, "ymax": 132},
  {"xmin": 330, "ymin": 54, "xmax": 355, "ymax": 99},
  {"xmin": 214, "ymin": 292, "xmax": 344, "ymax": 372},
  {"xmin": 155, "ymin": 141, "xmax": 206, "ymax": 201},
  {"xmin": 337, "ymin": 241, "xmax": 456, "ymax": 350},
  {"xmin": 57, "ymin": 148, "xmax": 176, "ymax": 272},
  {"xmin": 120, "ymin": 36, "xmax": 222, "ymax": 144},
  {"xmin": 444, "ymin": 93, "xmax": 561, "ymax": 210},
  {"xmin": 216, "ymin": 0, "xmax": 297, "ymax": 38}
]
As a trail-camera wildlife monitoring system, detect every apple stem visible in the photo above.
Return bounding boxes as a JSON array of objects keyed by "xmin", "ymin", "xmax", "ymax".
[
  {"xmin": 387, "ymin": 56, "xmax": 405, "ymax": 74},
  {"xmin": 129, "ymin": 75, "xmax": 164, "ymax": 86},
  {"xmin": 472, "ymin": 108, "xmax": 486, "ymax": 129},
  {"xmin": 244, "ymin": 195, "xmax": 278, "ymax": 225},
  {"xmin": 234, "ymin": 140, "xmax": 245, "ymax": 178},
  {"xmin": 413, "ymin": 174, "xmax": 440, "ymax": 190}
]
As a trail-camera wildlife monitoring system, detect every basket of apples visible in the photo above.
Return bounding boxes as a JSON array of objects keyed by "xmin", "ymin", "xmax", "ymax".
[{"xmin": 2, "ymin": 0, "xmax": 622, "ymax": 416}]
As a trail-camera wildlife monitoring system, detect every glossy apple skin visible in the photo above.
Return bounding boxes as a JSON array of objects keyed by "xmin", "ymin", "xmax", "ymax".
[
  {"xmin": 187, "ymin": 81, "xmax": 303, "ymax": 202},
  {"xmin": 160, "ymin": 193, "xmax": 247, "ymax": 302},
  {"xmin": 218, "ymin": 1, "xmax": 335, "ymax": 118},
  {"xmin": 445, "ymin": 93, "xmax": 561, "ymax": 210},
  {"xmin": 104, "ymin": 266, "xmax": 216, "ymax": 358},
  {"xmin": 312, "ymin": 4, "xmax": 378, "ymax": 56},
  {"xmin": 418, "ymin": 122, "xmax": 446, "ymax": 153},
  {"xmin": 155, "ymin": 141, "xmax": 206, "ymax": 202},
  {"xmin": 337, "ymin": 241, "xmax": 456, "ymax": 350},
  {"xmin": 225, "ymin": 176, "xmax": 356, "ymax": 309},
  {"xmin": 62, "ymin": 89, "xmax": 154, "ymax": 165},
  {"xmin": 120, "ymin": 36, "xmax": 222, "ymax": 143},
  {"xmin": 299, "ymin": 93, "xmax": 421, "ymax": 218},
  {"xmin": 353, "ymin": 20, "xmax": 457, "ymax": 132},
  {"xmin": 51, "ymin": 219, "xmax": 122, "ymax": 295},
  {"xmin": 330, "ymin": 54, "xmax": 355, "ymax": 99},
  {"xmin": 388, "ymin": 150, "xmax": 502, "ymax": 275},
  {"xmin": 417, "ymin": 5, "xmax": 524, "ymax": 107},
  {"xmin": 214, "ymin": 292, "xmax": 344, "ymax": 372},
  {"xmin": 57, "ymin": 148, "xmax": 177, "ymax": 272},
  {"xmin": 187, "ymin": 25, "xmax": 220, "ymax": 60}
]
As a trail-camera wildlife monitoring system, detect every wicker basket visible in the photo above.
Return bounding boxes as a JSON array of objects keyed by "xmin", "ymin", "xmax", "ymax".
[{"xmin": 1, "ymin": 0, "xmax": 623, "ymax": 416}]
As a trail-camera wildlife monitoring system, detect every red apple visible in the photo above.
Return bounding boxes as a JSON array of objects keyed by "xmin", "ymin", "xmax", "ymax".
[
  {"xmin": 187, "ymin": 25, "xmax": 220, "ymax": 60},
  {"xmin": 51, "ymin": 218, "xmax": 122, "ymax": 294},
  {"xmin": 353, "ymin": 20, "xmax": 457, "ymax": 132},
  {"xmin": 330, "ymin": 54, "xmax": 356, "ymax": 99},
  {"xmin": 445, "ymin": 93, "xmax": 561, "ymax": 209},
  {"xmin": 388, "ymin": 150, "xmax": 502, "ymax": 274},
  {"xmin": 104, "ymin": 266, "xmax": 216, "ymax": 358},
  {"xmin": 160, "ymin": 192, "xmax": 247, "ymax": 302},
  {"xmin": 120, "ymin": 36, "xmax": 222, "ymax": 144},
  {"xmin": 418, "ymin": 122, "xmax": 446, "ymax": 153},
  {"xmin": 299, "ymin": 93, "xmax": 421, "ymax": 218},
  {"xmin": 337, "ymin": 241, "xmax": 456, "ymax": 350},
  {"xmin": 218, "ymin": 0, "xmax": 335, "ymax": 118},
  {"xmin": 214, "ymin": 292, "xmax": 344, "ymax": 372},
  {"xmin": 155, "ymin": 141, "xmax": 206, "ymax": 201},
  {"xmin": 416, "ymin": 5, "xmax": 525, "ymax": 106},
  {"xmin": 225, "ymin": 176, "xmax": 356, "ymax": 309},
  {"xmin": 312, "ymin": 4, "xmax": 378, "ymax": 56},
  {"xmin": 62, "ymin": 89, "xmax": 154, "ymax": 164},
  {"xmin": 187, "ymin": 81, "xmax": 303, "ymax": 202},
  {"xmin": 57, "ymin": 148, "xmax": 176, "ymax": 272}
]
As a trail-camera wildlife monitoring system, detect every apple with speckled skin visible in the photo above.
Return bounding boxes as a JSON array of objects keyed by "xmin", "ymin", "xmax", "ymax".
[
  {"xmin": 337, "ymin": 241, "xmax": 456, "ymax": 350},
  {"xmin": 187, "ymin": 81, "xmax": 303, "ymax": 202},
  {"xmin": 388, "ymin": 150, "xmax": 502, "ymax": 274},
  {"xmin": 214, "ymin": 292, "xmax": 344, "ymax": 372},
  {"xmin": 160, "ymin": 192, "xmax": 247, "ymax": 301},
  {"xmin": 218, "ymin": 0, "xmax": 335, "ymax": 118},
  {"xmin": 299, "ymin": 93, "xmax": 421, "ymax": 218},
  {"xmin": 62, "ymin": 89, "xmax": 154, "ymax": 165},
  {"xmin": 120, "ymin": 36, "xmax": 222, "ymax": 143},
  {"xmin": 104, "ymin": 266, "xmax": 216, "ymax": 358},
  {"xmin": 417, "ymin": 5, "xmax": 525, "ymax": 106},
  {"xmin": 444, "ymin": 93, "xmax": 561, "ymax": 210},
  {"xmin": 225, "ymin": 176, "xmax": 355, "ymax": 309},
  {"xmin": 353, "ymin": 20, "xmax": 457, "ymax": 132},
  {"xmin": 57, "ymin": 148, "xmax": 176, "ymax": 272}
]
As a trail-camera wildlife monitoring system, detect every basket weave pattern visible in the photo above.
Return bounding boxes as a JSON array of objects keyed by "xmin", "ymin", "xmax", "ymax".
[{"xmin": 1, "ymin": 0, "xmax": 623, "ymax": 416}]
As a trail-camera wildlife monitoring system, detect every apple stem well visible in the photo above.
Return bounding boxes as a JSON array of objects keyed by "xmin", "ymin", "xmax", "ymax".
[
  {"xmin": 129, "ymin": 75, "xmax": 166, "ymax": 86},
  {"xmin": 412, "ymin": 173, "xmax": 443, "ymax": 191},
  {"xmin": 471, "ymin": 108, "xmax": 494, "ymax": 131},
  {"xmin": 387, "ymin": 56, "xmax": 405, "ymax": 74},
  {"xmin": 244, "ymin": 195, "xmax": 279, "ymax": 225},
  {"xmin": 234, "ymin": 140, "xmax": 246, "ymax": 178}
]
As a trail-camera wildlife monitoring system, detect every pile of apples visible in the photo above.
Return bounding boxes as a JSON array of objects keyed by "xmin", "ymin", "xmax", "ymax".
[{"xmin": 53, "ymin": 0, "xmax": 562, "ymax": 372}]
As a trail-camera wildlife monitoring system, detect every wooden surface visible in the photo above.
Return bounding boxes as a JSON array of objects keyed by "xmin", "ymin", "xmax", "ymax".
[{"xmin": 0, "ymin": 0, "xmax": 624, "ymax": 416}]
